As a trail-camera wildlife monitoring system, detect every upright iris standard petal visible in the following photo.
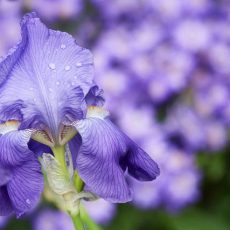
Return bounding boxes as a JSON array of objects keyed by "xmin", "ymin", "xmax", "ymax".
[
  {"xmin": 0, "ymin": 12, "xmax": 94, "ymax": 139},
  {"xmin": 72, "ymin": 107, "xmax": 160, "ymax": 202},
  {"xmin": 85, "ymin": 85, "xmax": 105, "ymax": 107},
  {"xmin": 7, "ymin": 156, "xmax": 43, "ymax": 217}
]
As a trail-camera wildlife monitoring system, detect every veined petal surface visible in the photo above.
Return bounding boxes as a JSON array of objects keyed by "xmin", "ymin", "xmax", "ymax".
[
  {"xmin": 0, "ymin": 187, "xmax": 13, "ymax": 216},
  {"xmin": 7, "ymin": 155, "xmax": 43, "ymax": 217},
  {"xmin": 72, "ymin": 108, "xmax": 160, "ymax": 202},
  {"xmin": 0, "ymin": 130, "xmax": 33, "ymax": 166},
  {"xmin": 0, "ymin": 12, "xmax": 94, "ymax": 137},
  {"xmin": 0, "ymin": 165, "xmax": 11, "ymax": 186}
]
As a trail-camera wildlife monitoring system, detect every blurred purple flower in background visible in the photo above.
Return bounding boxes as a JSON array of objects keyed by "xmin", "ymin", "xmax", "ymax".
[
  {"xmin": 165, "ymin": 104, "xmax": 228, "ymax": 152},
  {"xmin": 91, "ymin": 0, "xmax": 144, "ymax": 21},
  {"xmin": 34, "ymin": 200, "xmax": 115, "ymax": 230},
  {"xmin": 0, "ymin": 216, "xmax": 8, "ymax": 229},
  {"xmin": 89, "ymin": 0, "xmax": 230, "ymax": 212},
  {"xmin": 131, "ymin": 148, "xmax": 201, "ymax": 211},
  {"xmin": 83, "ymin": 199, "xmax": 116, "ymax": 225},
  {"xmin": 25, "ymin": 0, "xmax": 83, "ymax": 21},
  {"xmin": 34, "ymin": 210, "xmax": 75, "ymax": 230},
  {"xmin": 0, "ymin": 0, "xmax": 21, "ymax": 56}
]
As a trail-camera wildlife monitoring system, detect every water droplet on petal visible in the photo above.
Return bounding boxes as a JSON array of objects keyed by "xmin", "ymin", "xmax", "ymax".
[
  {"xmin": 26, "ymin": 199, "xmax": 31, "ymax": 205},
  {"xmin": 29, "ymin": 87, "xmax": 34, "ymax": 91},
  {"xmin": 49, "ymin": 63, "xmax": 56, "ymax": 70},
  {"xmin": 49, "ymin": 88, "xmax": 53, "ymax": 92},
  {"xmin": 61, "ymin": 44, "xmax": 66, "ymax": 49},
  {"xmin": 56, "ymin": 81, "xmax": 60, "ymax": 85},
  {"xmin": 76, "ymin": 62, "xmax": 82, "ymax": 67},
  {"xmin": 65, "ymin": 65, "xmax": 71, "ymax": 71},
  {"xmin": 71, "ymin": 82, "xmax": 75, "ymax": 86}
]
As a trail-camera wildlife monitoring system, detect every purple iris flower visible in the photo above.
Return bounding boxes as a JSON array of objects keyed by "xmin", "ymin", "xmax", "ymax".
[
  {"xmin": 0, "ymin": 12, "xmax": 159, "ymax": 216},
  {"xmin": 0, "ymin": 121, "xmax": 43, "ymax": 217}
]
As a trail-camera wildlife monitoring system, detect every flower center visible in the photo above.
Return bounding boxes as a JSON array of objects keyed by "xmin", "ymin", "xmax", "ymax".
[{"xmin": 32, "ymin": 125, "xmax": 77, "ymax": 147}]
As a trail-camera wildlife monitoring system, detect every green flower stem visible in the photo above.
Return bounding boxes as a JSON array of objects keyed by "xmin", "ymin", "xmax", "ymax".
[
  {"xmin": 73, "ymin": 170, "xmax": 103, "ymax": 230},
  {"xmin": 51, "ymin": 145, "xmax": 102, "ymax": 230},
  {"xmin": 74, "ymin": 171, "xmax": 85, "ymax": 192},
  {"xmin": 71, "ymin": 213, "xmax": 85, "ymax": 230},
  {"xmin": 52, "ymin": 145, "xmax": 69, "ymax": 178},
  {"xmin": 52, "ymin": 145, "xmax": 85, "ymax": 230},
  {"xmin": 80, "ymin": 205, "xmax": 103, "ymax": 230}
]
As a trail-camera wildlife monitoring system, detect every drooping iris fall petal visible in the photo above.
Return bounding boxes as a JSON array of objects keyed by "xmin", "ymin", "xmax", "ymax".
[{"xmin": 71, "ymin": 107, "xmax": 160, "ymax": 202}]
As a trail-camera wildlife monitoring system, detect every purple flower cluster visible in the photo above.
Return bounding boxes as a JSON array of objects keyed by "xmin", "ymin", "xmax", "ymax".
[
  {"xmin": 0, "ymin": 0, "xmax": 21, "ymax": 57},
  {"xmin": 25, "ymin": 0, "xmax": 83, "ymax": 21},
  {"xmin": 92, "ymin": 0, "xmax": 229, "ymax": 107},
  {"xmin": 89, "ymin": 0, "xmax": 230, "ymax": 212}
]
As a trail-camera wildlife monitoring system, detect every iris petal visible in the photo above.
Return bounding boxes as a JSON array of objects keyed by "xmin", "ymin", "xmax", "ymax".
[
  {"xmin": 73, "ymin": 118, "xmax": 131, "ymax": 202},
  {"xmin": 68, "ymin": 134, "xmax": 82, "ymax": 169},
  {"xmin": 0, "ymin": 165, "xmax": 12, "ymax": 186},
  {"xmin": 120, "ymin": 141, "xmax": 160, "ymax": 181},
  {"xmin": 0, "ymin": 130, "xmax": 33, "ymax": 166},
  {"xmin": 0, "ymin": 120, "xmax": 20, "ymax": 135},
  {"xmin": 85, "ymin": 85, "xmax": 105, "ymax": 107},
  {"xmin": 28, "ymin": 140, "xmax": 52, "ymax": 157},
  {"xmin": 0, "ymin": 187, "xmax": 13, "ymax": 216},
  {"xmin": 7, "ymin": 155, "xmax": 43, "ymax": 217},
  {"xmin": 0, "ymin": 12, "xmax": 94, "ymax": 137},
  {"xmin": 72, "ymin": 108, "xmax": 159, "ymax": 202}
]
